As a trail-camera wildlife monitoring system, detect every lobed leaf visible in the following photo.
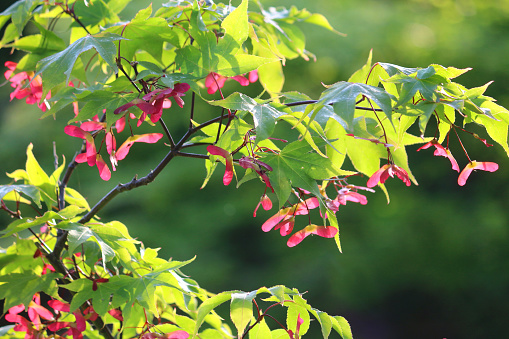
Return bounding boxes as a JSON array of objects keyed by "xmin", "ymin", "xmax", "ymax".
[{"xmin": 35, "ymin": 33, "xmax": 125, "ymax": 94}]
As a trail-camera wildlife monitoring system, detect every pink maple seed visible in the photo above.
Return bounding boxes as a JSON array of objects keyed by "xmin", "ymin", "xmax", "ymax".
[
  {"xmin": 96, "ymin": 154, "xmax": 111, "ymax": 181},
  {"xmin": 261, "ymin": 208, "xmax": 293, "ymax": 232},
  {"xmin": 166, "ymin": 330, "xmax": 190, "ymax": 339},
  {"xmin": 366, "ymin": 164, "xmax": 391, "ymax": 188},
  {"xmin": 392, "ymin": 165, "xmax": 412, "ymax": 186},
  {"xmin": 115, "ymin": 116, "xmax": 126, "ymax": 132},
  {"xmin": 230, "ymin": 75, "xmax": 250, "ymax": 86},
  {"xmin": 207, "ymin": 145, "xmax": 234, "ymax": 186},
  {"xmin": 275, "ymin": 216, "xmax": 295, "ymax": 236},
  {"xmin": 80, "ymin": 121, "xmax": 105, "ymax": 132},
  {"xmin": 249, "ymin": 70, "xmax": 259, "ymax": 83},
  {"xmin": 108, "ymin": 309, "xmax": 123, "ymax": 321},
  {"xmin": 205, "ymin": 73, "xmax": 228, "ymax": 94},
  {"xmin": 287, "ymin": 225, "xmax": 338, "ymax": 247},
  {"xmin": 114, "ymin": 98, "xmax": 158, "ymax": 115},
  {"xmin": 417, "ymin": 140, "xmax": 460, "ymax": 172},
  {"xmin": 293, "ymin": 197, "xmax": 320, "ymax": 215},
  {"xmin": 28, "ymin": 301, "xmax": 54, "ymax": 321},
  {"xmin": 115, "ymin": 133, "xmax": 164, "ymax": 161},
  {"xmin": 253, "ymin": 194, "xmax": 272, "ymax": 217},
  {"xmin": 335, "ymin": 189, "xmax": 368, "ymax": 206},
  {"xmin": 458, "ymin": 161, "xmax": 498, "ymax": 186},
  {"xmin": 367, "ymin": 163, "xmax": 411, "ymax": 187},
  {"xmin": 106, "ymin": 132, "xmax": 116, "ymax": 156},
  {"xmin": 48, "ymin": 299, "xmax": 71, "ymax": 312},
  {"xmin": 64, "ymin": 125, "xmax": 97, "ymax": 166}
]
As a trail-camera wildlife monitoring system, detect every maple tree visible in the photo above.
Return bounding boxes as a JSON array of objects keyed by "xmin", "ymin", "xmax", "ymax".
[{"xmin": 0, "ymin": 0, "xmax": 507, "ymax": 338}]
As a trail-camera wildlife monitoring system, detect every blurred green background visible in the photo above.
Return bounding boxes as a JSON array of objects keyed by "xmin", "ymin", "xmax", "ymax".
[{"xmin": 1, "ymin": 0, "xmax": 509, "ymax": 338}]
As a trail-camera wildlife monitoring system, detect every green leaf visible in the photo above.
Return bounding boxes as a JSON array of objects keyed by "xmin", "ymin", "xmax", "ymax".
[
  {"xmin": 287, "ymin": 304, "xmax": 310, "ymax": 336},
  {"xmin": 314, "ymin": 81, "xmax": 394, "ymax": 132},
  {"xmin": 194, "ymin": 291, "xmax": 235, "ymax": 335},
  {"xmin": 472, "ymin": 102, "xmax": 509, "ymax": 156},
  {"xmin": 0, "ymin": 23, "xmax": 18, "ymax": 48},
  {"xmin": 11, "ymin": 21, "xmax": 66, "ymax": 54},
  {"xmin": 279, "ymin": 113, "xmax": 328, "ymax": 157},
  {"xmin": 105, "ymin": 7, "xmax": 178, "ymax": 62},
  {"xmin": 1, "ymin": 210, "xmax": 63, "ymax": 238},
  {"xmin": 304, "ymin": 13, "xmax": 345, "ymax": 35},
  {"xmin": 387, "ymin": 68, "xmax": 448, "ymax": 106},
  {"xmin": 254, "ymin": 43, "xmax": 284, "ymax": 97},
  {"xmin": 0, "ymin": 0, "xmax": 36, "ymax": 34},
  {"xmin": 26, "ymin": 143, "xmax": 56, "ymax": 209},
  {"xmin": 0, "ymin": 184, "xmax": 41, "ymax": 208},
  {"xmin": 63, "ymin": 223, "xmax": 116, "ymax": 267},
  {"xmin": 263, "ymin": 140, "xmax": 344, "ymax": 207},
  {"xmin": 209, "ymin": 93, "xmax": 286, "ymax": 141},
  {"xmin": 0, "ymin": 272, "xmax": 60, "ymax": 309},
  {"xmin": 218, "ymin": 0, "xmax": 249, "ymax": 55},
  {"xmin": 65, "ymin": 187, "xmax": 91, "ymax": 211},
  {"xmin": 394, "ymin": 101, "xmax": 437, "ymax": 136},
  {"xmin": 230, "ymin": 291, "xmax": 256, "ymax": 336},
  {"xmin": 309, "ymin": 309, "xmax": 333, "ymax": 339},
  {"xmin": 348, "ymin": 49, "xmax": 373, "ymax": 84},
  {"xmin": 325, "ymin": 119, "xmax": 347, "ymax": 169},
  {"xmin": 71, "ymin": 90, "xmax": 138, "ymax": 124},
  {"xmin": 346, "ymin": 136, "xmax": 384, "ymax": 178},
  {"xmin": 35, "ymin": 32, "xmax": 124, "ymax": 93},
  {"xmin": 72, "ymin": 0, "xmax": 123, "ymax": 27},
  {"xmin": 378, "ymin": 62, "xmax": 418, "ymax": 77},
  {"xmin": 248, "ymin": 319, "xmax": 272, "ymax": 339},
  {"xmin": 64, "ymin": 258, "xmax": 194, "ymax": 321},
  {"xmin": 331, "ymin": 316, "xmax": 353, "ymax": 339},
  {"xmin": 176, "ymin": 0, "xmax": 276, "ymax": 77}
]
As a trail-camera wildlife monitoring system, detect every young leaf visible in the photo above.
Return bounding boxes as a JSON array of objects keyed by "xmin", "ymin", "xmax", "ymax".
[
  {"xmin": 309, "ymin": 309, "xmax": 333, "ymax": 339},
  {"xmin": 26, "ymin": 143, "xmax": 55, "ymax": 209},
  {"xmin": 230, "ymin": 291, "xmax": 256, "ymax": 337},
  {"xmin": 194, "ymin": 291, "xmax": 235, "ymax": 335},
  {"xmin": 331, "ymin": 316, "xmax": 353, "ymax": 339},
  {"xmin": 287, "ymin": 304, "xmax": 310, "ymax": 337},
  {"xmin": 248, "ymin": 318, "xmax": 271, "ymax": 339}
]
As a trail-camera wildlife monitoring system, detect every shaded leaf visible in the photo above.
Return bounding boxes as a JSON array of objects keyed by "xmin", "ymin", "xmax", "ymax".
[
  {"xmin": 0, "ymin": 185, "xmax": 41, "ymax": 208},
  {"xmin": 314, "ymin": 81, "xmax": 394, "ymax": 132},
  {"xmin": 35, "ymin": 33, "xmax": 124, "ymax": 93},
  {"xmin": 0, "ymin": 272, "xmax": 60, "ymax": 310}
]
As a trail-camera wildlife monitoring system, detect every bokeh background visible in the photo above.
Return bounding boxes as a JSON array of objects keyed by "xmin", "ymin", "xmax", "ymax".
[{"xmin": 1, "ymin": 0, "xmax": 509, "ymax": 338}]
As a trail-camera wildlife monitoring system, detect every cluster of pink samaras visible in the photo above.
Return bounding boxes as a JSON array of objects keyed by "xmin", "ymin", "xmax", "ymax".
[
  {"xmin": 65, "ymin": 82, "xmax": 190, "ymax": 181},
  {"xmin": 4, "ymin": 61, "xmax": 51, "ymax": 112},
  {"xmin": 207, "ymin": 144, "xmax": 374, "ymax": 247},
  {"xmin": 416, "ymin": 138, "xmax": 497, "ymax": 186}
]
